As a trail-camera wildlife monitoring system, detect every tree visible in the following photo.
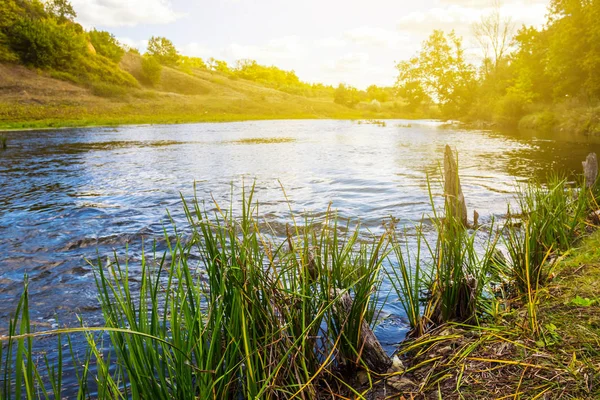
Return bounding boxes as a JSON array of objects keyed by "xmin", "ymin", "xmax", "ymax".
[
  {"xmin": 146, "ymin": 36, "xmax": 179, "ymax": 66},
  {"xmin": 366, "ymin": 85, "xmax": 390, "ymax": 102},
  {"xmin": 8, "ymin": 17, "xmax": 86, "ymax": 68},
  {"xmin": 472, "ymin": 0, "xmax": 515, "ymax": 77},
  {"xmin": 88, "ymin": 29, "xmax": 124, "ymax": 63},
  {"xmin": 45, "ymin": 0, "xmax": 77, "ymax": 22},
  {"xmin": 395, "ymin": 30, "xmax": 475, "ymax": 116},
  {"xmin": 334, "ymin": 84, "xmax": 361, "ymax": 108},
  {"xmin": 207, "ymin": 57, "xmax": 231, "ymax": 74},
  {"xmin": 180, "ymin": 56, "xmax": 207, "ymax": 70}
]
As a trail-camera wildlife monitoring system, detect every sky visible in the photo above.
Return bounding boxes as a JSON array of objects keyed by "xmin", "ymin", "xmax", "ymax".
[{"xmin": 69, "ymin": 0, "xmax": 550, "ymax": 89}]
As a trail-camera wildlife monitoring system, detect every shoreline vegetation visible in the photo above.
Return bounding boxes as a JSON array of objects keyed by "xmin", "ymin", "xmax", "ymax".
[{"xmin": 1, "ymin": 148, "xmax": 600, "ymax": 399}]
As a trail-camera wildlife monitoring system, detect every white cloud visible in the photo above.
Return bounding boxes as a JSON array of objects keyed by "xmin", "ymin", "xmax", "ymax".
[
  {"xmin": 397, "ymin": 2, "xmax": 548, "ymax": 40},
  {"xmin": 72, "ymin": 0, "xmax": 184, "ymax": 28},
  {"xmin": 344, "ymin": 26, "xmax": 410, "ymax": 48},
  {"xmin": 220, "ymin": 36, "xmax": 308, "ymax": 65},
  {"xmin": 315, "ymin": 37, "xmax": 347, "ymax": 48},
  {"xmin": 179, "ymin": 42, "xmax": 213, "ymax": 59},
  {"xmin": 117, "ymin": 37, "xmax": 148, "ymax": 52}
]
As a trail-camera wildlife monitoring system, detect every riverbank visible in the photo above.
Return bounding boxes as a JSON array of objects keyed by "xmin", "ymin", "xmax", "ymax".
[
  {"xmin": 0, "ymin": 62, "xmax": 406, "ymax": 131},
  {"xmin": 381, "ymin": 230, "xmax": 600, "ymax": 398}
]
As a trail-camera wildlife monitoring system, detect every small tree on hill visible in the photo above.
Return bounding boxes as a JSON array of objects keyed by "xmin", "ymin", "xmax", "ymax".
[
  {"xmin": 45, "ymin": 0, "xmax": 77, "ymax": 22},
  {"xmin": 146, "ymin": 36, "xmax": 179, "ymax": 66}
]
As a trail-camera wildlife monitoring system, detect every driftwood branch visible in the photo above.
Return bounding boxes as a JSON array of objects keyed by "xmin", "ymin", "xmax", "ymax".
[
  {"xmin": 335, "ymin": 292, "xmax": 392, "ymax": 373},
  {"xmin": 443, "ymin": 145, "xmax": 468, "ymax": 226}
]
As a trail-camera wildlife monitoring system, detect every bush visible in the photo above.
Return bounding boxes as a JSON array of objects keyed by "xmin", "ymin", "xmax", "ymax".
[
  {"xmin": 141, "ymin": 55, "xmax": 162, "ymax": 86},
  {"xmin": 518, "ymin": 110, "xmax": 556, "ymax": 131},
  {"xmin": 88, "ymin": 29, "xmax": 124, "ymax": 63},
  {"xmin": 334, "ymin": 84, "xmax": 360, "ymax": 108},
  {"xmin": 493, "ymin": 92, "xmax": 528, "ymax": 126},
  {"xmin": 8, "ymin": 17, "xmax": 86, "ymax": 68}
]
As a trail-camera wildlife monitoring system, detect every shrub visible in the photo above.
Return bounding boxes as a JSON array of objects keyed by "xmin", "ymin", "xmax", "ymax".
[
  {"xmin": 8, "ymin": 17, "xmax": 86, "ymax": 69},
  {"xmin": 141, "ymin": 55, "xmax": 162, "ymax": 86},
  {"xmin": 334, "ymin": 84, "xmax": 361, "ymax": 108},
  {"xmin": 88, "ymin": 29, "xmax": 124, "ymax": 63},
  {"xmin": 493, "ymin": 92, "xmax": 528, "ymax": 126}
]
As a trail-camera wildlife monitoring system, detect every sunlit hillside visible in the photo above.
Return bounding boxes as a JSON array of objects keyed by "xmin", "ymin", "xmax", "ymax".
[{"xmin": 0, "ymin": 56, "xmax": 404, "ymax": 130}]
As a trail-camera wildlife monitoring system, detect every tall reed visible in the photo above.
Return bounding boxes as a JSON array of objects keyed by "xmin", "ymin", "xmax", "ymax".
[
  {"xmin": 1, "ymin": 186, "xmax": 390, "ymax": 399},
  {"xmin": 504, "ymin": 174, "xmax": 588, "ymax": 295}
]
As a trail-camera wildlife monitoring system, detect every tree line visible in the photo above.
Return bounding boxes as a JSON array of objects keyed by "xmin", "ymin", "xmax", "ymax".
[{"xmin": 396, "ymin": 0, "xmax": 600, "ymax": 129}]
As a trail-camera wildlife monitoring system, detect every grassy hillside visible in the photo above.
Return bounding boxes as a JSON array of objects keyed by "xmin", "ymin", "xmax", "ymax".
[{"xmin": 0, "ymin": 53, "xmax": 403, "ymax": 130}]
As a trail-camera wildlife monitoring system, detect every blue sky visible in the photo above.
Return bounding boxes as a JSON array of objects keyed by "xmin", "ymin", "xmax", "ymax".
[{"xmin": 71, "ymin": 0, "xmax": 549, "ymax": 88}]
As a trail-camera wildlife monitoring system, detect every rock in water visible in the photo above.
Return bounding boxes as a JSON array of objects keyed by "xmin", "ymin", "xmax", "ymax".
[
  {"xmin": 583, "ymin": 153, "xmax": 598, "ymax": 188},
  {"xmin": 443, "ymin": 145, "xmax": 468, "ymax": 226}
]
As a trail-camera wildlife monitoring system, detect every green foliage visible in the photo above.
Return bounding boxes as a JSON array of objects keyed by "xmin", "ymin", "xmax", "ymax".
[
  {"xmin": 503, "ymin": 175, "xmax": 588, "ymax": 296},
  {"xmin": 44, "ymin": 0, "xmax": 76, "ymax": 22},
  {"xmin": 141, "ymin": 55, "xmax": 162, "ymax": 86},
  {"xmin": 146, "ymin": 36, "xmax": 179, "ymax": 66},
  {"xmin": 88, "ymin": 29, "xmax": 124, "ymax": 63},
  {"xmin": 207, "ymin": 57, "xmax": 231, "ymax": 74},
  {"xmin": 396, "ymin": 30, "xmax": 475, "ymax": 116},
  {"xmin": 570, "ymin": 296, "xmax": 597, "ymax": 307},
  {"xmin": 366, "ymin": 85, "xmax": 392, "ymax": 102},
  {"xmin": 179, "ymin": 55, "xmax": 206, "ymax": 75},
  {"xmin": 334, "ymin": 83, "xmax": 361, "ymax": 108},
  {"xmin": 8, "ymin": 17, "xmax": 86, "ymax": 68},
  {"xmin": 74, "ymin": 54, "xmax": 138, "ymax": 87}
]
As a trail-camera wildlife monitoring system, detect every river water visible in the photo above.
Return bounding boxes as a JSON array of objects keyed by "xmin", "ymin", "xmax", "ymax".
[{"xmin": 1, "ymin": 119, "xmax": 600, "ymax": 384}]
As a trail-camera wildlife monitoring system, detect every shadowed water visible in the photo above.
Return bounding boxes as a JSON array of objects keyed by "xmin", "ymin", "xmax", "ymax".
[{"xmin": 2, "ymin": 119, "xmax": 600, "ymax": 387}]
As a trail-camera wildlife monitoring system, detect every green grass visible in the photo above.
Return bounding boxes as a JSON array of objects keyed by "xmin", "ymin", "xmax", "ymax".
[{"xmin": 0, "ymin": 61, "xmax": 407, "ymax": 131}]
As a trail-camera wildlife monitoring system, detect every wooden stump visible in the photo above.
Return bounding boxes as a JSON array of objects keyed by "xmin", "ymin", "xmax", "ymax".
[
  {"xmin": 336, "ymin": 292, "xmax": 392, "ymax": 373},
  {"xmin": 583, "ymin": 153, "xmax": 598, "ymax": 188},
  {"xmin": 443, "ymin": 145, "xmax": 468, "ymax": 226}
]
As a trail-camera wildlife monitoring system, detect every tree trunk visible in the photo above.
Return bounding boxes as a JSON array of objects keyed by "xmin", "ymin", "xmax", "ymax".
[
  {"xmin": 443, "ymin": 145, "xmax": 468, "ymax": 226},
  {"xmin": 583, "ymin": 153, "xmax": 598, "ymax": 188}
]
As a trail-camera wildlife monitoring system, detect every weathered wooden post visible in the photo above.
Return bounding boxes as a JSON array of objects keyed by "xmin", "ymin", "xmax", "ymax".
[
  {"xmin": 443, "ymin": 145, "xmax": 468, "ymax": 226},
  {"xmin": 582, "ymin": 153, "xmax": 598, "ymax": 188}
]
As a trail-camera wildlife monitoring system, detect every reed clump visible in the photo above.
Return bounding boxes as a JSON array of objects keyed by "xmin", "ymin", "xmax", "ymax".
[
  {"xmin": 0, "ymin": 136, "xmax": 7, "ymax": 150},
  {"xmin": 0, "ymin": 186, "xmax": 390, "ymax": 399}
]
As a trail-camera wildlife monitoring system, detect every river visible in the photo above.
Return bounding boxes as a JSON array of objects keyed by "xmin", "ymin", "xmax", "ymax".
[{"xmin": 1, "ymin": 119, "xmax": 600, "ymax": 389}]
